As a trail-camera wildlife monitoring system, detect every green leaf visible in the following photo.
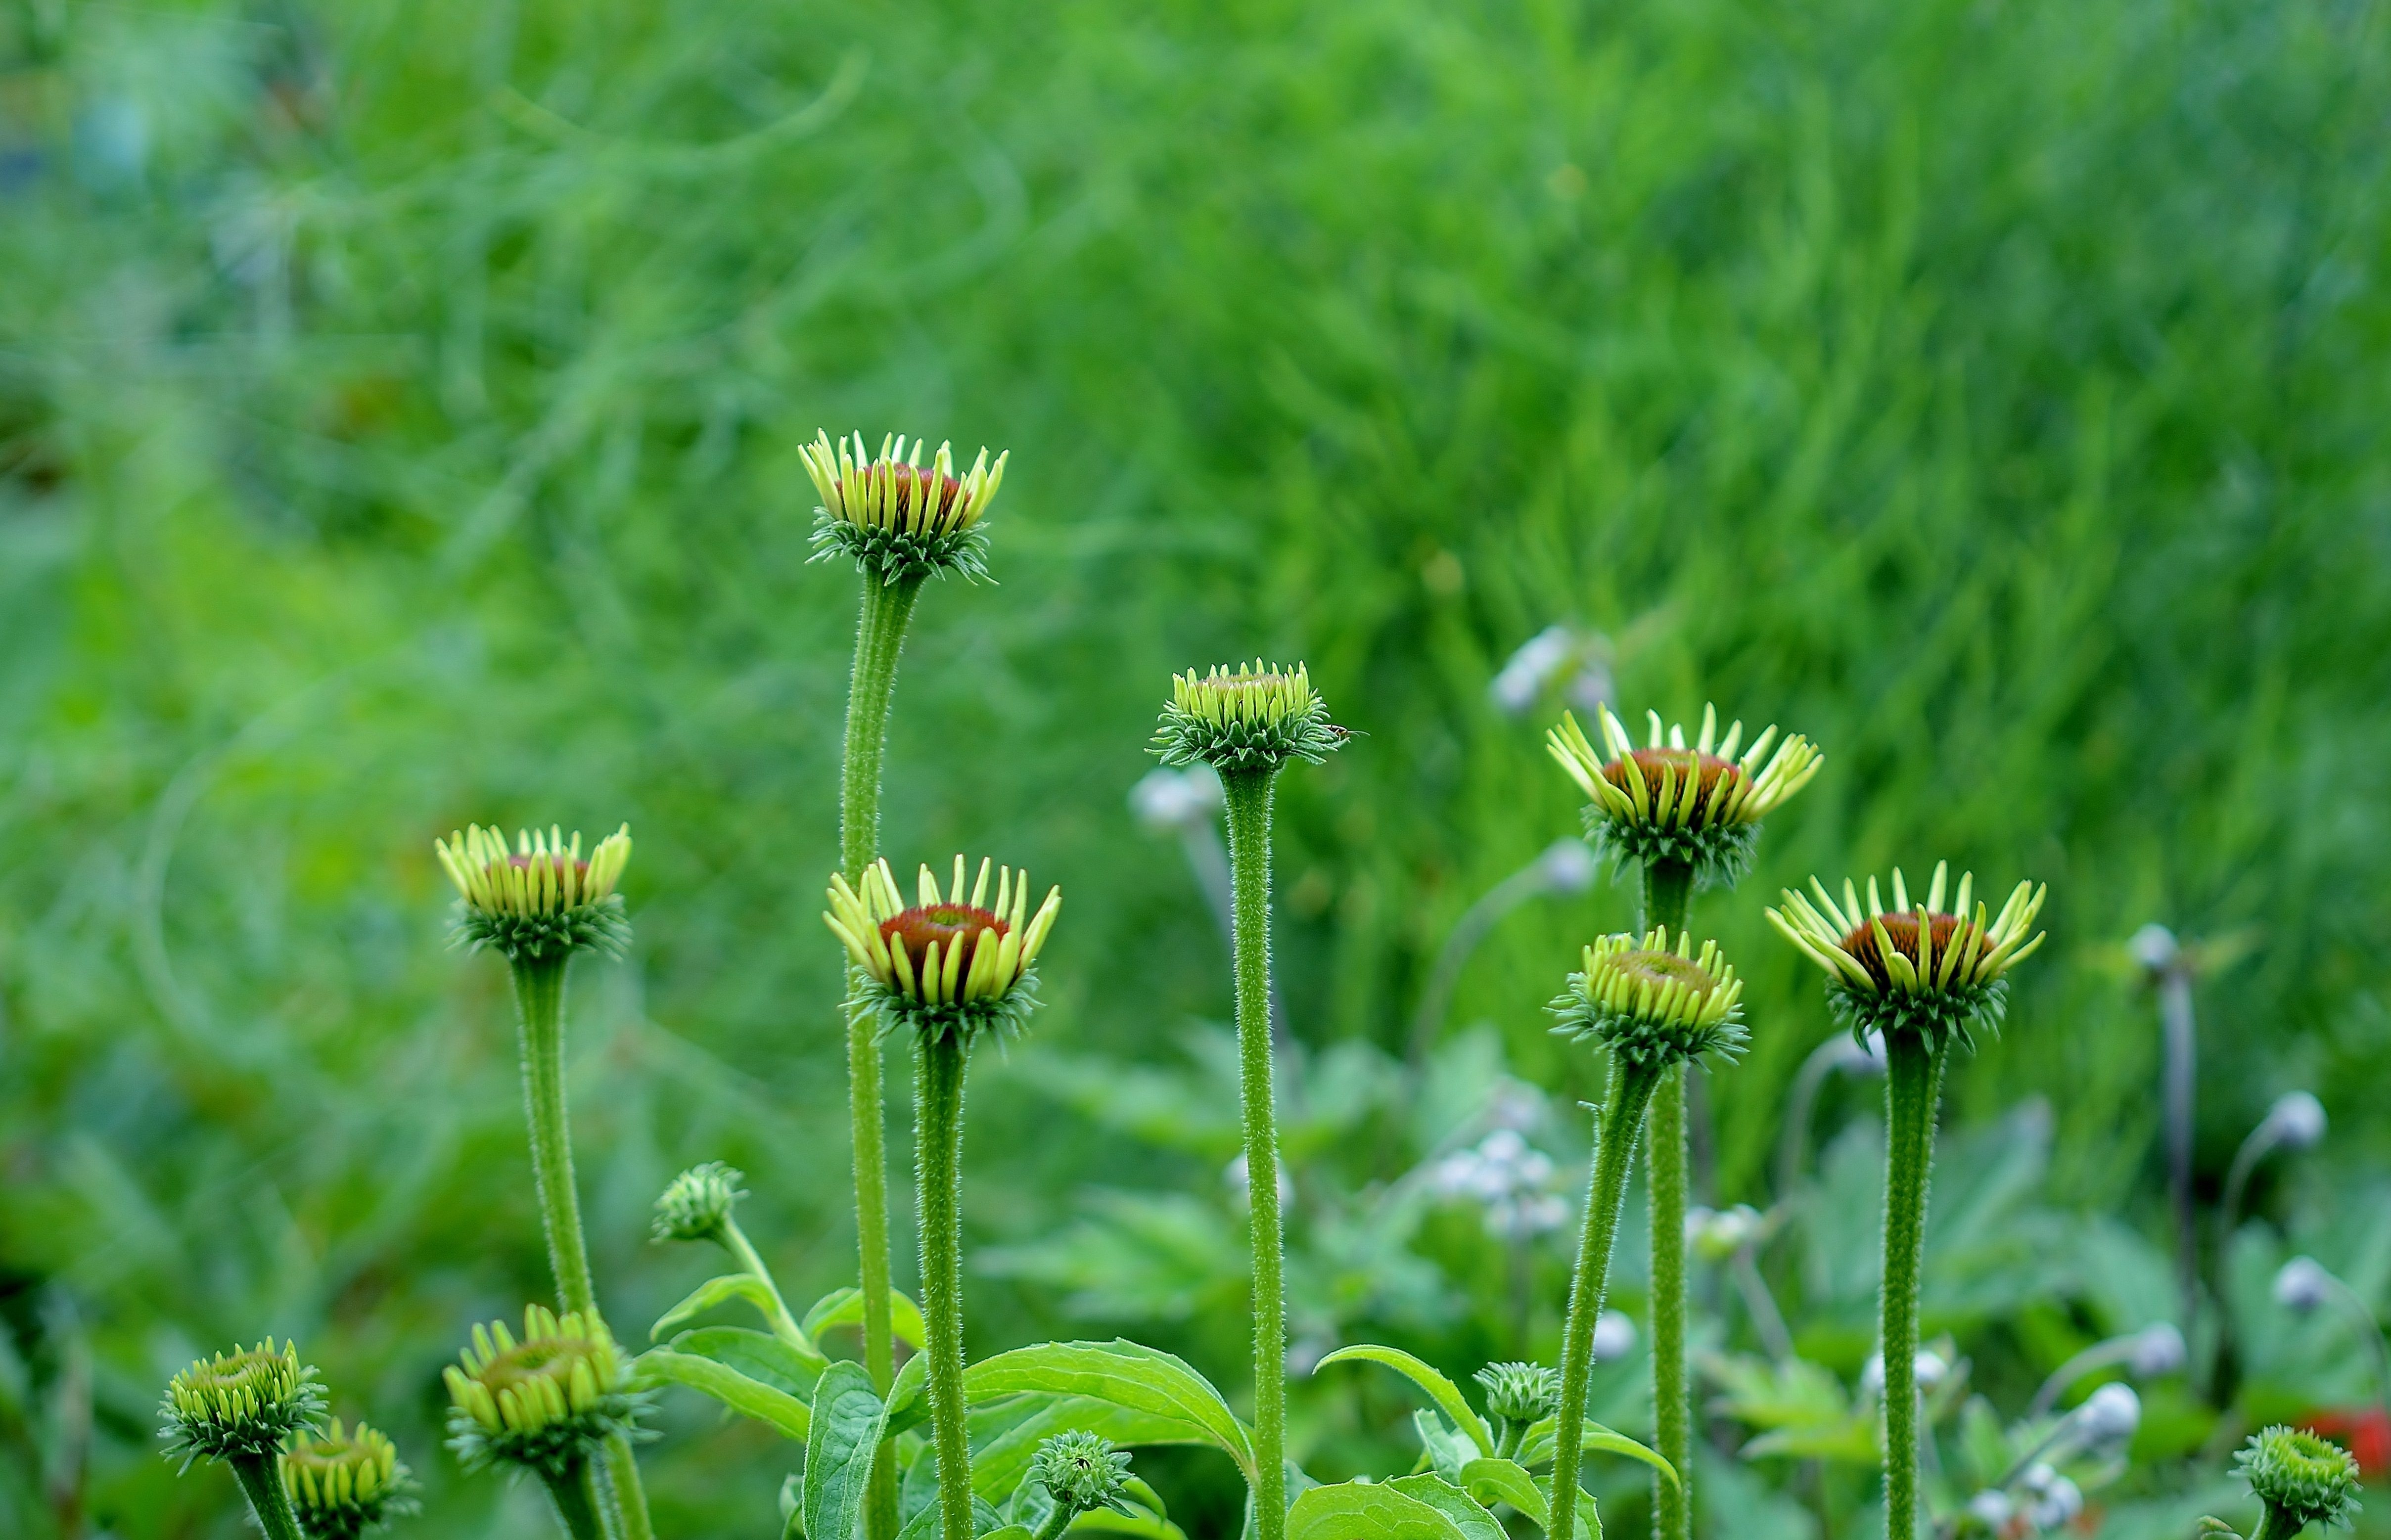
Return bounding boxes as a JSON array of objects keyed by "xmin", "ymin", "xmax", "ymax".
[
  {"xmin": 1315, "ymin": 1346, "xmax": 1495, "ymax": 1456},
  {"xmin": 654, "ymin": 1273, "xmax": 827, "ymax": 1363},
  {"xmin": 1284, "ymin": 1480, "xmax": 1478, "ymax": 1540},
  {"xmin": 971, "ymin": 1393, "xmax": 1218, "ymax": 1504},
  {"xmin": 634, "ymin": 1347, "xmax": 811, "ymax": 1443},
  {"xmin": 1517, "ymin": 1418, "xmax": 1676, "ymax": 1489},
  {"xmin": 966, "ymin": 1340, "xmax": 1255, "ymax": 1482},
  {"xmin": 1455, "ymin": 1460, "xmax": 1599, "ymax": 1540},
  {"xmin": 669, "ymin": 1325, "xmax": 826, "ymax": 1399},
  {"xmin": 983, "ymin": 1530, "xmax": 1035, "ymax": 1540},
  {"xmin": 1069, "ymin": 1509, "xmax": 1189, "ymax": 1540},
  {"xmin": 885, "ymin": 1351, "xmax": 931, "ymax": 1438},
  {"xmin": 804, "ymin": 1285, "xmax": 929, "ymax": 1351},
  {"xmin": 1737, "ymin": 1419, "xmax": 1879, "ymax": 1465},
  {"xmin": 1385, "ymin": 1476, "xmax": 1507, "ymax": 1540},
  {"xmin": 896, "ymin": 1493, "xmax": 1007, "ymax": 1540},
  {"xmin": 1412, "ymin": 1410, "xmax": 1473, "ymax": 1483},
  {"xmin": 806, "ymin": 1361, "xmax": 890, "ymax": 1540}
]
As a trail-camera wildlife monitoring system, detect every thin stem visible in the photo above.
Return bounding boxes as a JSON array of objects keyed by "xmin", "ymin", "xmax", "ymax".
[
  {"xmin": 1641, "ymin": 858, "xmax": 1694, "ymax": 1540},
  {"xmin": 1881, "ymin": 1033, "xmax": 1946, "ymax": 1540},
  {"xmin": 915, "ymin": 1030, "xmax": 974, "ymax": 1540},
  {"xmin": 841, "ymin": 573, "xmax": 923, "ymax": 1540},
  {"xmin": 721, "ymin": 1216, "xmax": 808, "ymax": 1347},
  {"xmin": 1552, "ymin": 1061, "xmax": 1665, "ymax": 1540},
  {"xmin": 229, "ymin": 1452, "xmax": 305, "ymax": 1540},
  {"xmin": 1221, "ymin": 768, "xmax": 1287, "ymax": 1540},
  {"xmin": 601, "ymin": 1436, "xmax": 650, "ymax": 1540},
  {"xmin": 541, "ymin": 1464, "xmax": 608, "ymax": 1540},
  {"xmin": 1495, "ymin": 1419, "xmax": 1524, "ymax": 1462},
  {"xmin": 1030, "ymin": 1499, "xmax": 1079, "ymax": 1540}
]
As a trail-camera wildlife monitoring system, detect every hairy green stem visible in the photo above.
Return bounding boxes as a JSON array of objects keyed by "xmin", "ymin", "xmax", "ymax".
[
  {"xmin": 1881, "ymin": 1033, "xmax": 1945, "ymax": 1540},
  {"xmin": 229, "ymin": 1452, "xmax": 305, "ymax": 1540},
  {"xmin": 1496, "ymin": 1419, "xmax": 1524, "ymax": 1462},
  {"xmin": 1221, "ymin": 768, "xmax": 1288, "ymax": 1540},
  {"xmin": 1641, "ymin": 859, "xmax": 1694, "ymax": 1540},
  {"xmin": 842, "ymin": 573, "xmax": 924, "ymax": 1540},
  {"xmin": 721, "ymin": 1216, "xmax": 807, "ymax": 1346},
  {"xmin": 540, "ymin": 1464, "xmax": 607, "ymax": 1540},
  {"xmin": 916, "ymin": 1031, "xmax": 974, "ymax": 1540},
  {"xmin": 1553, "ymin": 1061, "xmax": 1665, "ymax": 1540},
  {"xmin": 1030, "ymin": 1499, "xmax": 1079, "ymax": 1540}
]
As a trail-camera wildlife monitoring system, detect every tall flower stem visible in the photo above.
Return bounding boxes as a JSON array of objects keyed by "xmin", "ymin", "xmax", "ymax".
[
  {"xmin": 540, "ymin": 1466, "xmax": 607, "ymax": 1540},
  {"xmin": 1553, "ymin": 1061, "xmax": 1665, "ymax": 1540},
  {"xmin": 914, "ymin": 1032, "xmax": 973, "ymax": 1540},
  {"xmin": 1881, "ymin": 1032, "xmax": 1945, "ymax": 1540},
  {"xmin": 842, "ymin": 573, "xmax": 925, "ymax": 1540},
  {"xmin": 509, "ymin": 958, "xmax": 652, "ymax": 1540},
  {"xmin": 1640, "ymin": 859, "xmax": 1695, "ymax": 1540},
  {"xmin": 229, "ymin": 1452, "xmax": 306, "ymax": 1540},
  {"xmin": 1221, "ymin": 768, "xmax": 1288, "ymax": 1540}
]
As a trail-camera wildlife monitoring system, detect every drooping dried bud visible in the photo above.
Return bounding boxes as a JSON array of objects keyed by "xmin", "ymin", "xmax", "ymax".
[
  {"xmin": 442, "ymin": 1306, "xmax": 641, "ymax": 1480},
  {"xmin": 1549, "ymin": 925, "xmax": 1747, "ymax": 1070},
  {"xmin": 284, "ymin": 1418, "xmax": 418, "ymax": 1539},
  {"xmin": 652, "ymin": 1161, "xmax": 746, "ymax": 1243},
  {"xmin": 801, "ymin": 431, "xmax": 1008, "ymax": 586},
  {"xmin": 1547, "ymin": 704, "xmax": 1820, "ymax": 888},
  {"xmin": 1153, "ymin": 662, "xmax": 1343, "ymax": 775},
  {"xmin": 159, "ymin": 1339, "xmax": 325, "ymax": 1470},
  {"xmin": 825, "ymin": 855, "xmax": 1062, "ymax": 1046},
  {"xmin": 434, "ymin": 823, "xmax": 634, "ymax": 965}
]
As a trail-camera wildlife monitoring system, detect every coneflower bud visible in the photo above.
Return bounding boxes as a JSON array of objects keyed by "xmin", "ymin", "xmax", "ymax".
[
  {"xmin": 2235, "ymin": 1425, "xmax": 2362, "ymax": 1534},
  {"xmin": 1549, "ymin": 926, "xmax": 1748, "ymax": 1070},
  {"xmin": 1152, "ymin": 662, "xmax": 1344, "ymax": 774},
  {"xmin": 801, "ymin": 431, "xmax": 1009, "ymax": 586},
  {"xmin": 159, "ymin": 1339, "xmax": 326, "ymax": 1469},
  {"xmin": 1029, "ymin": 1431, "xmax": 1136, "ymax": 1520},
  {"xmin": 442, "ymin": 1306, "xmax": 641, "ymax": 1481},
  {"xmin": 434, "ymin": 823, "xmax": 633, "ymax": 965},
  {"xmin": 1474, "ymin": 1361, "xmax": 1562, "ymax": 1425},
  {"xmin": 651, "ymin": 1161, "xmax": 746, "ymax": 1244},
  {"xmin": 1767, "ymin": 861, "xmax": 2047, "ymax": 1051},
  {"xmin": 283, "ymin": 1419, "xmax": 417, "ymax": 1539},
  {"xmin": 1547, "ymin": 704, "xmax": 1822, "ymax": 888},
  {"xmin": 824, "ymin": 855, "xmax": 1062, "ymax": 1046}
]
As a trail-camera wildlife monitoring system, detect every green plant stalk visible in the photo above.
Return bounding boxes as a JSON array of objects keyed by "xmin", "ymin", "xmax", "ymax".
[
  {"xmin": 1221, "ymin": 768, "xmax": 1288, "ymax": 1540},
  {"xmin": 229, "ymin": 1452, "xmax": 306, "ymax": 1540},
  {"xmin": 915, "ymin": 1031, "xmax": 974, "ymax": 1540},
  {"xmin": 841, "ymin": 573, "xmax": 925, "ymax": 1540},
  {"xmin": 1030, "ymin": 1499, "xmax": 1079, "ymax": 1540},
  {"xmin": 1552, "ymin": 1059, "xmax": 1665, "ymax": 1540},
  {"xmin": 1641, "ymin": 859, "xmax": 1695, "ymax": 1540},
  {"xmin": 1881, "ymin": 1032, "xmax": 1945, "ymax": 1540},
  {"xmin": 720, "ymin": 1215, "xmax": 805, "ymax": 1344},
  {"xmin": 540, "ymin": 1464, "xmax": 607, "ymax": 1540}
]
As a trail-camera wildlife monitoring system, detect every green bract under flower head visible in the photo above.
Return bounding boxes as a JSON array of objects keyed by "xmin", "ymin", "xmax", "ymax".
[
  {"xmin": 1548, "ymin": 704, "xmax": 1822, "ymax": 888},
  {"xmin": 435, "ymin": 823, "xmax": 633, "ymax": 965},
  {"xmin": 1153, "ymin": 661, "xmax": 1343, "ymax": 774},
  {"xmin": 1030, "ymin": 1430, "xmax": 1136, "ymax": 1517},
  {"xmin": 159, "ymin": 1339, "xmax": 324, "ymax": 1469},
  {"xmin": 1475, "ymin": 1361, "xmax": 1562, "ymax": 1424},
  {"xmin": 652, "ymin": 1161, "xmax": 746, "ymax": 1243},
  {"xmin": 2236, "ymin": 1426, "xmax": 2362, "ymax": 1533},
  {"xmin": 802, "ymin": 431, "xmax": 1008, "ymax": 586},
  {"xmin": 284, "ymin": 1418, "xmax": 417, "ymax": 1540},
  {"xmin": 1550, "ymin": 926, "xmax": 1747, "ymax": 1070},
  {"xmin": 1768, "ymin": 861, "xmax": 2046, "ymax": 1052},
  {"xmin": 825, "ymin": 855, "xmax": 1062, "ymax": 1047},
  {"xmin": 443, "ymin": 1306, "xmax": 640, "ymax": 1480}
]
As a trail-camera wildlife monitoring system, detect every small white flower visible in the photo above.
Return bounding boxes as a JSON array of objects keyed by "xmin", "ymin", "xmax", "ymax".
[
  {"xmin": 2076, "ymin": 1382, "xmax": 2141, "ymax": 1443},
  {"xmin": 2268, "ymin": 1090, "xmax": 2328, "ymax": 1151},
  {"xmin": 2128, "ymin": 1322, "xmax": 2187, "ymax": 1378},
  {"xmin": 1593, "ymin": 1311, "xmax": 1637, "ymax": 1360},
  {"xmin": 2275, "ymin": 1256, "xmax": 2335, "ymax": 1314}
]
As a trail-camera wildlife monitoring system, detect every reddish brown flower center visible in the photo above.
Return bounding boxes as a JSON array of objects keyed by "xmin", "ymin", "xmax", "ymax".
[
  {"xmin": 506, "ymin": 852, "xmax": 590, "ymax": 880},
  {"xmin": 1840, "ymin": 911, "xmax": 1986, "ymax": 987},
  {"xmin": 882, "ymin": 904, "xmax": 1009, "ymax": 975},
  {"xmin": 1602, "ymin": 748, "xmax": 1743, "ymax": 816},
  {"xmin": 1613, "ymin": 949, "xmax": 1716, "ymax": 997},
  {"xmin": 852, "ymin": 462, "xmax": 966, "ymax": 523}
]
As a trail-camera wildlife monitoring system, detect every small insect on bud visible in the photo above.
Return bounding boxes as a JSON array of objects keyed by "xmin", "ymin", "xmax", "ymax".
[
  {"xmin": 825, "ymin": 855, "xmax": 1062, "ymax": 1047},
  {"xmin": 801, "ymin": 431, "xmax": 1009, "ymax": 586},
  {"xmin": 1549, "ymin": 926, "xmax": 1747, "ymax": 1071},
  {"xmin": 1152, "ymin": 662, "xmax": 1344, "ymax": 775},
  {"xmin": 284, "ymin": 1419, "xmax": 418, "ymax": 1539},
  {"xmin": 1030, "ymin": 1430, "xmax": 1136, "ymax": 1530},
  {"xmin": 2235, "ymin": 1425, "xmax": 2362, "ymax": 1534},
  {"xmin": 1474, "ymin": 1361, "xmax": 1563, "ymax": 1425},
  {"xmin": 435, "ymin": 823, "xmax": 634, "ymax": 965},
  {"xmin": 1547, "ymin": 704, "xmax": 1822, "ymax": 889},
  {"xmin": 652, "ymin": 1161, "xmax": 746, "ymax": 1244},
  {"xmin": 443, "ymin": 1306, "xmax": 641, "ymax": 1480},
  {"xmin": 159, "ymin": 1340, "xmax": 326, "ymax": 1470}
]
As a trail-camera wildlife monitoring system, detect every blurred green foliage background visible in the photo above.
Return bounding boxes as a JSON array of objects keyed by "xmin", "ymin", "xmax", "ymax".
[{"xmin": 1, "ymin": 0, "xmax": 2389, "ymax": 1534}]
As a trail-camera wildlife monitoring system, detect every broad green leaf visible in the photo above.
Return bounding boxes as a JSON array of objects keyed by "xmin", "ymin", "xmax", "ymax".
[
  {"xmin": 1385, "ymin": 1475, "xmax": 1506, "ymax": 1540},
  {"xmin": 1412, "ymin": 1410, "xmax": 1474, "ymax": 1482},
  {"xmin": 653, "ymin": 1273, "xmax": 826, "ymax": 1362},
  {"xmin": 1455, "ymin": 1460, "xmax": 1599, "ymax": 1540},
  {"xmin": 1517, "ymin": 1418, "xmax": 1676, "ymax": 1488},
  {"xmin": 635, "ymin": 1347, "xmax": 811, "ymax": 1443},
  {"xmin": 804, "ymin": 1285, "xmax": 929, "ymax": 1351},
  {"xmin": 1070, "ymin": 1509, "xmax": 1189, "ymax": 1540},
  {"xmin": 885, "ymin": 1351, "xmax": 930, "ymax": 1438},
  {"xmin": 1531, "ymin": 1475, "xmax": 1601, "ymax": 1540},
  {"xmin": 984, "ymin": 1530, "xmax": 1034, "ymax": 1540},
  {"xmin": 806, "ymin": 1361, "xmax": 890, "ymax": 1540},
  {"xmin": 1315, "ymin": 1346, "xmax": 1495, "ymax": 1456},
  {"xmin": 1285, "ymin": 1480, "xmax": 1477, "ymax": 1540},
  {"xmin": 670, "ymin": 1325, "xmax": 826, "ymax": 1399},
  {"xmin": 966, "ymin": 1340, "xmax": 1254, "ymax": 1482},
  {"xmin": 896, "ymin": 1493, "xmax": 1006, "ymax": 1540},
  {"xmin": 1738, "ymin": 1419, "xmax": 1879, "ymax": 1465}
]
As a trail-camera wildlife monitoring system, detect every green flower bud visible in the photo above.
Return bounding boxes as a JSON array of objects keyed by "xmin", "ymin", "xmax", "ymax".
[
  {"xmin": 435, "ymin": 824, "xmax": 633, "ymax": 965},
  {"xmin": 652, "ymin": 1161, "xmax": 747, "ymax": 1243},
  {"xmin": 1548, "ymin": 704, "xmax": 1821, "ymax": 889},
  {"xmin": 1152, "ymin": 662, "xmax": 1344, "ymax": 774},
  {"xmin": 1031, "ymin": 1430, "xmax": 1136, "ymax": 1518},
  {"xmin": 442, "ymin": 1306, "xmax": 642, "ymax": 1481},
  {"xmin": 284, "ymin": 1418, "xmax": 418, "ymax": 1539},
  {"xmin": 159, "ymin": 1339, "xmax": 325, "ymax": 1470},
  {"xmin": 1474, "ymin": 1361, "xmax": 1561, "ymax": 1424},
  {"xmin": 825, "ymin": 855, "xmax": 1062, "ymax": 1047},
  {"xmin": 801, "ymin": 432, "xmax": 1008, "ymax": 586},
  {"xmin": 1550, "ymin": 926, "xmax": 1747, "ymax": 1070},
  {"xmin": 1768, "ymin": 861, "xmax": 2047, "ymax": 1052},
  {"xmin": 2236, "ymin": 1426, "xmax": 2361, "ymax": 1534}
]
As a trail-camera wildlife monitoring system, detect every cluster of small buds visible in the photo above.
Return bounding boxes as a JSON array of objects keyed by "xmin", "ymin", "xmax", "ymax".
[
  {"xmin": 801, "ymin": 431, "xmax": 1009, "ymax": 586},
  {"xmin": 1432, "ymin": 1129, "xmax": 1566, "ymax": 1239},
  {"xmin": 651, "ymin": 1161, "xmax": 746, "ymax": 1244},
  {"xmin": 1547, "ymin": 704, "xmax": 1821, "ymax": 887},
  {"xmin": 1152, "ymin": 662, "xmax": 1344, "ymax": 774},
  {"xmin": 443, "ymin": 1306, "xmax": 639, "ymax": 1480},
  {"xmin": 1549, "ymin": 925, "xmax": 1747, "ymax": 1071},
  {"xmin": 434, "ymin": 823, "xmax": 634, "ymax": 964},
  {"xmin": 825, "ymin": 855, "xmax": 1062, "ymax": 1045},
  {"xmin": 1768, "ymin": 861, "xmax": 2047, "ymax": 1051},
  {"xmin": 1474, "ymin": 1360, "xmax": 1562, "ymax": 1425},
  {"xmin": 283, "ymin": 1419, "xmax": 416, "ymax": 1540},
  {"xmin": 158, "ymin": 1339, "xmax": 325, "ymax": 1468}
]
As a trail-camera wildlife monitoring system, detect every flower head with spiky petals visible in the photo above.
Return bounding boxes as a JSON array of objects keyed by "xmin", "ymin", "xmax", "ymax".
[
  {"xmin": 1550, "ymin": 926, "xmax": 1747, "ymax": 1070},
  {"xmin": 159, "ymin": 1339, "xmax": 325, "ymax": 1470},
  {"xmin": 1031, "ymin": 1431, "xmax": 1137, "ymax": 1519},
  {"xmin": 2236, "ymin": 1426, "xmax": 2362, "ymax": 1533},
  {"xmin": 443, "ymin": 1306, "xmax": 643, "ymax": 1481},
  {"xmin": 1548, "ymin": 704, "xmax": 1822, "ymax": 888},
  {"xmin": 826, "ymin": 855, "xmax": 1062, "ymax": 1047},
  {"xmin": 435, "ymin": 823, "xmax": 633, "ymax": 966},
  {"xmin": 802, "ymin": 431, "xmax": 1009, "ymax": 587},
  {"xmin": 1768, "ymin": 861, "xmax": 2046, "ymax": 1053},
  {"xmin": 651, "ymin": 1161, "xmax": 746, "ymax": 1244},
  {"xmin": 1153, "ymin": 662, "xmax": 1344, "ymax": 775},
  {"xmin": 1475, "ymin": 1361, "xmax": 1562, "ymax": 1425},
  {"xmin": 283, "ymin": 1418, "xmax": 417, "ymax": 1540}
]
